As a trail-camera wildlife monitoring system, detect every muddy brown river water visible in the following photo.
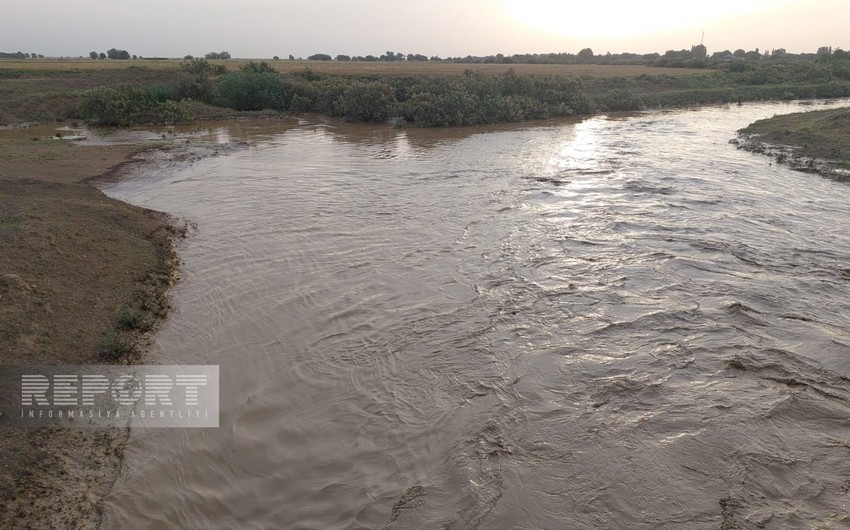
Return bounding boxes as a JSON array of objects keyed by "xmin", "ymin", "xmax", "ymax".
[{"xmin": 99, "ymin": 101, "xmax": 850, "ymax": 528}]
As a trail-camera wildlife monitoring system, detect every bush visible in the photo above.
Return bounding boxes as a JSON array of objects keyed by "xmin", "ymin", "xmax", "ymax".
[
  {"xmin": 117, "ymin": 307, "xmax": 153, "ymax": 332},
  {"xmin": 180, "ymin": 58, "xmax": 226, "ymax": 76},
  {"xmin": 289, "ymin": 93, "xmax": 313, "ymax": 113},
  {"xmin": 101, "ymin": 331, "xmax": 135, "ymax": 360},
  {"xmin": 334, "ymin": 81, "xmax": 397, "ymax": 122},
  {"xmin": 79, "ymin": 85, "xmax": 192, "ymax": 125},
  {"xmin": 137, "ymin": 99, "xmax": 193, "ymax": 125},
  {"xmin": 79, "ymin": 85, "xmax": 152, "ymax": 125},
  {"xmin": 241, "ymin": 61, "xmax": 276, "ymax": 74},
  {"xmin": 598, "ymin": 88, "xmax": 644, "ymax": 111},
  {"xmin": 217, "ymin": 71, "xmax": 285, "ymax": 111}
]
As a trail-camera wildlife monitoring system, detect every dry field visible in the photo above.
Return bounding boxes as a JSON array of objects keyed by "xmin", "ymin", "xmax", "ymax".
[{"xmin": 0, "ymin": 58, "xmax": 708, "ymax": 77}]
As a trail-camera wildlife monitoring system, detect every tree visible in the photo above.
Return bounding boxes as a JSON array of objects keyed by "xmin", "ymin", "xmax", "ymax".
[
  {"xmin": 89, "ymin": 51, "xmax": 98, "ymax": 60},
  {"xmin": 272, "ymin": 55, "xmax": 280, "ymax": 60},
  {"xmin": 106, "ymin": 48, "xmax": 130, "ymax": 60},
  {"xmin": 99, "ymin": 52, "xmax": 106, "ymax": 60},
  {"xmin": 288, "ymin": 54, "xmax": 295, "ymax": 61},
  {"xmin": 577, "ymin": 48, "xmax": 594, "ymax": 62},
  {"xmin": 307, "ymin": 53, "xmax": 332, "ymax": 61},
  {"xmin": 184, "ymin": 54, "xmax": 194, "ymax": 60},
  {"xmin": 691, "ymin": 44, "xmax": 707, "ymax": 59},
  {"xmin": 205, "ymin": 51, "xmax": 231, "ymax": 60}
]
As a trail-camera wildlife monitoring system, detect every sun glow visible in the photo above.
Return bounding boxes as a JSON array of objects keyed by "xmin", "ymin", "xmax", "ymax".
[{"xmin": 501, "ymin": 0, "xmax": 787, "ymax": 40}]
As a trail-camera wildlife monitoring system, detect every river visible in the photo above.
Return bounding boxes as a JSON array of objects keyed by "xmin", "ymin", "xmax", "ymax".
[{"xmin": 99, "ymin": 100, "xmax": 850, "ymax": 529}]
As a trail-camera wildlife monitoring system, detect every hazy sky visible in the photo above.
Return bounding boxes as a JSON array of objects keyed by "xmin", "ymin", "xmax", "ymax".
[{"xmin": 3, "ymin": 0, "xmax": 848, "ymax": 58}]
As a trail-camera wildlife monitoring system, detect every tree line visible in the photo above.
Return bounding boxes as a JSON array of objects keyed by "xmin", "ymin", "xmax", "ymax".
[{"xmin": 0, "ymin": 51, "xmax": 44, "ymax": 58}]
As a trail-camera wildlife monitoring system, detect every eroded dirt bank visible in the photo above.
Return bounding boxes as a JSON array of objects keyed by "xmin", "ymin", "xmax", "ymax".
[{"xmin": 0, "ymin": 128, "xmax": 240, "ymax": 528}]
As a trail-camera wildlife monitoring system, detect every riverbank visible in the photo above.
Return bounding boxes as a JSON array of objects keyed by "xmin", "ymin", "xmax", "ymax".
[
  {"xmin": 735, "ymin": 106, "xmax": 850, "ymax": 180},
  {"xmin": 0, "ymin": 128, "xmax": 239, "ymax": 527},
  {"xmin": 3, "ymin": 58, "xmax": 850, "ymax": 128}
]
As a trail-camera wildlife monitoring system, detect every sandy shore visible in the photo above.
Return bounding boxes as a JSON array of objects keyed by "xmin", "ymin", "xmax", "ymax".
[{"xmin": 0, "ymin": 126, "xmax": 247, "ymax": 528}]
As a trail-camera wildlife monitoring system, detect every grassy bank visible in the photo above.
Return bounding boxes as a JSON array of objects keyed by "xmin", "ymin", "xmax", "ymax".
[
  {"xmin": 738, "ymin": 107, "xmax": 850, "ymax": 161},
  {"xmin": 0, "ymin": 135, "xmax": 179, "ymax": 527},
  {"xmin": 736, "ymin": 107, "xmax": 850, "ymax": 179},
  {"xmin": 3, "ymin": 58, "xmax": 849, "ymax": 128}
]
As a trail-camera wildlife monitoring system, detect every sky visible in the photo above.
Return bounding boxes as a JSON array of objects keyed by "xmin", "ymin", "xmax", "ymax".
[{"xmin": 2, "ymin": 0, "xmax": 848, "ymax": 59}]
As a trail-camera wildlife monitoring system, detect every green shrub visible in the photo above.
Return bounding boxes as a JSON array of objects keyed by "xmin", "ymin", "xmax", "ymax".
[
  {"xmin": 598, "ymin": 88, "xmax": 644, "ymax": 111},
  {"xmin": 241, "ymin": 61, "xmax": 277, "ymax": 74},
  {"xmin": 217, "ymin": 71, "xmax": 285, "ymax": 111},
  {"xmin": 79, "ymin": 85, "xmax": 152, "ymax": 125},
  {"xmin": 100, "ymin": 331, "xmax": 135, "ymax": 360},
  {"xmin": 289, "ymin": 93, "xmax": 313, "ymax": 113},
  {"xmin": 334, "ymin": 81, "xmax": 397, "ymax": 122},
  {"xmin": 117, "ymin": 307, "xmax": 153, "ymax": 332}
]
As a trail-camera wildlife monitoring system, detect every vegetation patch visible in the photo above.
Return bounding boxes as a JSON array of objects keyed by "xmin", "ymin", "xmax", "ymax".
[
  {"xmin": 736, "ymin": 107, "xmax": 850, "ymax": 179},
  {"xmin": 4, "ymin": 51, "xmax": 850, "ymax": 128}
]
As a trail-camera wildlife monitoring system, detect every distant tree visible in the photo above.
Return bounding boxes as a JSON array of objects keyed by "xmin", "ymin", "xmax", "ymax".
[
  {"xmin": 733, "ymin": 49, "xmax": 746, "ymax": 58},
  {"xmin": 105, "ymin": 48, "xmax": 131, "ymax": 60},
  {"xmin": 691, "ymin": 44, "xmax": 707, "ymax": 59},
  {"xmin": 771, "ymin": 48, "xmax": 787, "ymax": 59},
  {"xmin": 364, "ymin": 55, "xmax": 378, "ymax": 61},
  {"xmin": 430, "ymin": 56, "xmax": 443, "ymax": 62},
  {"xmin": 381, "ymin": 51, "xmax": 396, "ymax": 61},
  {"xmin": 307, "ymin": 53, "xmax": 332, "ymax": 61},
  {"xmin": 89, "ymin": 51, "xmax": 98, "ymax": 60},
  {"xmin": 577, "ymin": 48, "xmax": 594, "ymax": 62},
  {"xmin": 335, "ymin": 54, "xmax": 351, "ymax": 61},
  {"xmin": 272, "ymin": 55, "xmax": 280, "ymax": 60},
  {"xmin": 288, "ymin": 54, "xmax": 295, "ymax": 61},
  {"xmin": 99, "ymin": 52, "xmax": 106, "ymax": 60},
  {"xmin": 744, "ymin": 48, "xmax": 762, "ymax": 60},
  {"xmin": 817, "ymin": 46, "xmax": 833, "ymax": 56},
  {"xmin": 662, "ymin": 49, "xmax": 691, "ymax": 60},
  {"xmin": 184, "ymin": 54, "xmax": 194, "ymax": 60},
  {"xmin": 204, "ymin": 51, "xmax": 231, "ymax": 60},
  {"xmin": 407, "ymin": 53, "xmax": 428, "ymax": 61}
]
